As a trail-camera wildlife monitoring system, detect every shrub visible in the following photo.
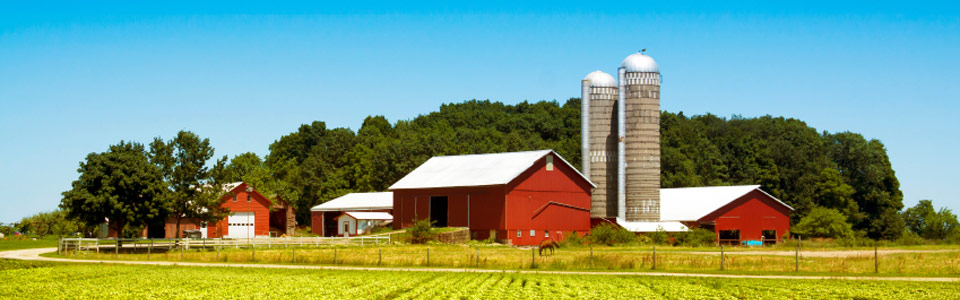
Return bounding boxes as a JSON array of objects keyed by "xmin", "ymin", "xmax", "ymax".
[
  {"xmin": 560, "ymin": 232, "xmax": 585, "ymax": 247},
  {"xmin": 589, "ymin": 223, "xmax": 636, "ymax": 246},
  {"xmin": 675, "ymin": 228, "xmax": 715, "ymax": 247},
  {"xmin": 895, "ymin": 230, "xmax": 926, "ymax": 246},
  {"xmin": 408, "ymin": 218, "xmax": 436, "ymax": 244},
  {"xmin": 647, "ymin": 226, "xmax": 670, "ymax": 245},
  {"xmin": 793, "ymin": 207, "xmax": 854, "ymax": 239}
]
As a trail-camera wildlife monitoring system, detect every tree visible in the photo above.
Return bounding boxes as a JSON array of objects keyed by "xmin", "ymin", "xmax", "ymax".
[
  {"xmin": 813, "ymin": 167, "xmax": 860, "ymax": 222},
  {"xmin": 149, "ymin": 131, "xmax": 229, "ymax": 239},
  {"xmin": 903, "ymin": 200, "xmax": 960, "ymax": 240},
  {"xmin": 793, "ymin": 207, "xmax": 854, "ymax": 239},
  {"xmin": 60, "ymin": 141, "xmax": 167, "ymax": 242}
]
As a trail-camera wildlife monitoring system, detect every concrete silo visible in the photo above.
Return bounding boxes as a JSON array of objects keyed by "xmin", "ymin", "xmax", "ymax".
[
  {"xmin": 617, "ymin": 52, "xmax": 661, "ymax": 222},
  {"xmin": 581, "ymin": 71, "xmax": 619, "ymax": 218}
]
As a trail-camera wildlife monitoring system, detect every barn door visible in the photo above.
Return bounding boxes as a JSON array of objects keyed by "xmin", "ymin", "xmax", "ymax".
[{"xmin": 430, "ymin": 196, "xmax": 448, "ymax": 227}]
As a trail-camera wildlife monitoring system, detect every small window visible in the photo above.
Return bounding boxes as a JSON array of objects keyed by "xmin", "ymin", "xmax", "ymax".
[
  {"xmin": 529, "ymin": 230, "xmax": 535, "ymax": 237},
  {"xmin": 546, "ymin": 155, "xmax": 554, "ymax": 171},
  {"xmin": 246, "ymin": 195, "xmax": 251, "ymax": 202},
  {"xmin": 544, "ymin": 230, "xmax": 549, "ymax": 238},
  {"xmin": 516, "ymin": 230, "xmax": 521, "ymax": 238},
  {"xmin": 232, "ymin": 195, "xmax": 237, "ymax": 202}
]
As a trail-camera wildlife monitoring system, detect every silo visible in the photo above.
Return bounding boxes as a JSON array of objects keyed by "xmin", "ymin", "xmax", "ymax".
[
  {"xmin": 581, "ymin": 71, "xmax": 619, "ymax": 218},
  {"xmin": 617, "ymin": 52, "xmax": 661, "ymax": 222}
]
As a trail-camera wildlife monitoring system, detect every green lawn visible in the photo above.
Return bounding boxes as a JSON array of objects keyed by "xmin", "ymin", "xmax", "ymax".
[
  {"xmin": 0, "ymin": 237, "xmax": 59, "ymax": 251},
  {"xmin": 0, "ymin": 259, "xmax": 957, "ymax": 299}
]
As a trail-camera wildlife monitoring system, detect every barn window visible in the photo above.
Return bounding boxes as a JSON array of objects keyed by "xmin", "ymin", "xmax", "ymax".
[
  {"xmin": 544, "ymin": 230, "xmax": 549, "ymax": 238},
  {"xmin": 546, "ymin": 155, "xmax": 554, "ymax": 171},
  {"xmin": 232, "ymin": 195, "xmax": 237, "ymax": 202},
  {"xmin": 246, "ymin": 195, "xmax": 251, "ymax": 202},
  {"xmin": 516, "ymin": 230, "xmax": 521, "ymax": 238},
  {"xmin": 529, "ymin": 230, "xmax": 535, "ymax": 237}
]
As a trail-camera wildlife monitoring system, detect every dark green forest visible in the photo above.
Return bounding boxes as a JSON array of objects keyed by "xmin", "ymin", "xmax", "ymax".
[{"xmin": 224, "ymin": 98, "xmax": 908, "ymax": 240}]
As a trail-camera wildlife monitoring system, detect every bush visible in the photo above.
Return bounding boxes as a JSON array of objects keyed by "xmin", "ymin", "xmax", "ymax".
[
  {"xmin": 647, "ymin": 226, "xmax": 670, "ymax": 245},
  {"xmin": 675, "ymin": 228, "xmax": 715, "ymax": 247},
  {"xmin": 408, "ymin": 218, "xmax": 436, "ymax": 244},
  {"xmin": 895, "ymin": 230, "xmax": 926, "ymax": 246},
  {"xmin": 793, "ymin": 207, "xmax": 854, "ymax": 239},
  {"xmin": 560, "ymin": 232, "xmax": 585, "ymax": 247},
  {"xmin": 589, "ymin": 223, "xmax": 636, "ymax": 246}
]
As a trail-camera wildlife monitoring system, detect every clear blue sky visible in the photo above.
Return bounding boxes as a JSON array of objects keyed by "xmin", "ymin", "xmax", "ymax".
[{"xmin": 1, "ymin": 2, "xmax": 958, "ymax": 223}]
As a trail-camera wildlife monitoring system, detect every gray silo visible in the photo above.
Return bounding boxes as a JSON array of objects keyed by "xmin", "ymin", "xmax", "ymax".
[
  {"xmin": 581, "ymin": 71, "xmax": 619, "ymax": 218},
  {"xmin": 617, "ymin": 52, "xmax": 661, "ymax": 222}
]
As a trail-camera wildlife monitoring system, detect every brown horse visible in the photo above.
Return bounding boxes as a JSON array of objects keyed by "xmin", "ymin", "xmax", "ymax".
[{"xmin": 539, "ymin": 239, "xmax": 560, "ymax": 256}]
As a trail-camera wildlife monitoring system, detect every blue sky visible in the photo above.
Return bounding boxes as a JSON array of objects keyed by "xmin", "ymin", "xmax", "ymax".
[{"xmin": 1, "ymin": 2, "xmax": 958, "ymax": 223}]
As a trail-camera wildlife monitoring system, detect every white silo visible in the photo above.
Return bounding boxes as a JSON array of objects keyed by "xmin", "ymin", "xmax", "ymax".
[
  {"xmin": 617, "ymin": 51, "xmax": 661, "ymax": 222},
  {"xmin": 581, "ymin": 71, "xmax": 619, "ymax": 218}
]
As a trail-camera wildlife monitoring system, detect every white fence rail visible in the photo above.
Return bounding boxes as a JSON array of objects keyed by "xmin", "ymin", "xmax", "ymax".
[{"xmin": 58, "ymin": 236, "xmax": 391, "ymax": 256}]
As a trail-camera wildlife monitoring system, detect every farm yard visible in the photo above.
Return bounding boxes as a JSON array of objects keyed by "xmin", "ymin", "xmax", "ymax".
[
  {"xmin": 1, "ymin": 259, "xmax": 958, "ymax": 299},
  {"xmin": 49, "ymin": 240, "xmax": 960, "ymax": 277}
]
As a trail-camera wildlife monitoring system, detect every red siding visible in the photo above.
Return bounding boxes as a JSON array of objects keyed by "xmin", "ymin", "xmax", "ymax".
[
  {"xmin": 311, "ymin": 211, "xmax": 323, "ymax": 236},
  {"xmin": 392, "ymin": 154, "xmax": 593, "ymax": 246},
  {"xmin": 700, "ymin": 190, "xmax": 792, "ymax": 243}
]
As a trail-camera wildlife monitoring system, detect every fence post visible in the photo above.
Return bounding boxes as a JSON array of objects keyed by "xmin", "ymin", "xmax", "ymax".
[
  {"xmin": 180, "ymin": 240, "xmax": 184, "ymax": 261},
  {"xmin": 115, "ymin": 240, "xmax": 119, "ymax": 258},
  {"xmin": 378, "ymin": 248, "xmax": 382, "ymax": 266},
  {"xmin": 216, "ymin": 240, "xmax": 220, "ymax": 262},
  {"xmin": 148, "ymin": 239, "xmax": 152, "ymax": 261},
  {"xmin": 333, "ymin": 248, "xmax": 337, "ymax": 264},
  {"xmin": 427, "ymin": 248, "xmax": 430, "ymax": 266},
  {"xmin": 58, "ymin": 238, "xmax": 61, "ymax": 255},
  {"xmin": 76, "ymin": 240, "xmax": 81, "ymax": 257},
  {"xmin": 874, "ymin": 245, "xmax": 879, "ymax": 273},
  {"xmin": 251, "ymin": 240, "xmax": 255, "ymax": 261},
  {"xmin": 531, "ymin": 248, "xmax": 535, "ymax": 268},
  {"xmin": 652, "ymin": 246, "xmax": 656, "ymax": 270},
  {"xmin": 794, "ymin": 245, "xmax": 799, "ymax": 272},
  {"xmin": 720, "ymin": 245, "xmax": 725, "ymax": 271},
  {"xmin": 589, "ymin": 244, "xmax": 593, "ymax": 268},
  {"xmin": 292, "ymin": 248, "xmax": 296, "ymax": 263},
  {"xmin": 476, "ymin": 247, "xmax": 480, "ymax": 268},
  {"xmin": 96, "ymin": 240, "xmax": 99, "ymax": 254},
  {"xmin": 315, "ymin": 237, "xmax": 319, "ymax": 248}
]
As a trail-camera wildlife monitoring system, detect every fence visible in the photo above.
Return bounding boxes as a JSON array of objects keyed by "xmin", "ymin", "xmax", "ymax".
[
  {"xmin": 50, "ymin": 241, "xmax": 935, "ymax": 276},
  {"xmin": 58, "ymin": 236, "xmax": 390, "ymax": 257}
]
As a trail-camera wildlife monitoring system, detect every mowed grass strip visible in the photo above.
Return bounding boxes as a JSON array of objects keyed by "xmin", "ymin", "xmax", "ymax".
[{"xmin": 1, "ymin": 259, "xmax": 958, "ymax": 299}]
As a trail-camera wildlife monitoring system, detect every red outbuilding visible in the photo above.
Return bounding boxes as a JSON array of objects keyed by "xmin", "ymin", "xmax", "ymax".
[
  {"xmin": 389, "ymin": 150, "xmax": 594, "ymax": 246},
  {"xmin": 657, "ymin": 185, "xmax": 793, "ymax": 245}
]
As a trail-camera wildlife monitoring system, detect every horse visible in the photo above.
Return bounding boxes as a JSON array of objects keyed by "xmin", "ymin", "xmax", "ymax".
[{"xmin": 539, "ymin": 239, "xmax": 560, "ymax": 256}]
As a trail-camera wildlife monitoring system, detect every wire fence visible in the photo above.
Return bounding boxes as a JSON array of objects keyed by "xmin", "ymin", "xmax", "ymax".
[{"xmin": 52, "ymin": 238, "xmax": 952, "ymax": 275}]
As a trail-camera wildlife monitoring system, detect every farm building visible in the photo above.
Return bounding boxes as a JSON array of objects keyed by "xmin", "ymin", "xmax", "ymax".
[
  {"xmin": 333, "ymin": 211, "xmax": 393, "ymax": 236},
  {"xmin": 100, "ymin": 182, "xmax": 295, "ymax": 238},
  {"xmin": 310, "ymin": 192, "xmax": 393, "ymax": 236},
  {"xmin": 389, "ymin": 150, "xmax": 594, "ymax": 246},
  {"xmin": 655, "ymin": 185, "xmax": 793, "ymax": 245}
]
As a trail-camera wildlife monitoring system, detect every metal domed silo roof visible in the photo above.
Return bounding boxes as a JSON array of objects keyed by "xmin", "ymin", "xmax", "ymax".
[
  {"xmin": 583, "ymin": 70, "xmax": 617, "ymax": 87},
  {"xmin": 620, "ymin": 52, "xmax": 659, "ymax": 73}
]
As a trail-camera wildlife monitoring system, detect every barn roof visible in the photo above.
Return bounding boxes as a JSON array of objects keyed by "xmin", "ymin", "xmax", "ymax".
[
  {"xmin": 311, "ymin": 192, "xmax": 393, "ymax": 212},
  {"xmin": 659, "ymin": 185, "xmax": 793, "ymax": 222},
  {"xmin": 388, "ymin": 150, "xmax": 594, "ymax": 190}
]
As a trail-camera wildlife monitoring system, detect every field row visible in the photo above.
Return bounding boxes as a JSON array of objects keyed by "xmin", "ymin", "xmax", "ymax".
[
  {"xmin": 1, "ymin": 259, "xmax": 958, "ymax": 299},
  {"xmin": 61, "ymin": 244, "xmax": 960, "ymax": 276}
]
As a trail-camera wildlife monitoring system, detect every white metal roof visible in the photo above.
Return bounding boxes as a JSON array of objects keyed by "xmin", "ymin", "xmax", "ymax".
[
  {"xmin": 616, "ymin": 219, "xmax": 689, "ymax": 232},
  {"xmin": 620, "ymin": 52, "xmax": 660, "ymax": 73},
  {"xmin": 340, "ymin": 211, "xmax": 394, "ymax": 220},
  {"xmin": 310, "ymin": 192, "xmax": 394, "ymax": 212},
  {"xmin": 659, "ymin": 185, "xmax": 793, "ymax": 222},
  {"xmin": 388, "ymin": 150, "xmax": 594, "ymax": 190},
  {"xmin": 584, "ymin": 70, "xmax": 617, "ymax": 87}
]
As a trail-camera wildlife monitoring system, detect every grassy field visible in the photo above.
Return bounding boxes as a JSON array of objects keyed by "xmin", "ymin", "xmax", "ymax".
[
  {"xmin": 0, "ymin": 237, "xmax": 59, "ymax": 251},
  {"xmin": 58, "ymin": 243, "xmax": 960, "ymax": 277},
  {"xmin": 1, "ymin": 259, "xmax": 957, "ymax": 299}
]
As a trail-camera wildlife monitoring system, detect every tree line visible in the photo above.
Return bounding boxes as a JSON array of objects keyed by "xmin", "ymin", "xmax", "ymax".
[{"xmin": 39, "ymin": 98, "xmax": 957, "ymax": 243}]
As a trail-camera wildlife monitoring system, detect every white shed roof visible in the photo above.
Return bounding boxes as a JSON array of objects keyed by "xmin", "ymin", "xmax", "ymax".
[
  {"xmin": 388, "ymin": 150, "xmax": 594, "ymax": 190},
  {"xmin": 311, "ymin": 192, "xmax": 393, "ymax": 212},
  {"xmin": 616, "ymin": 219, "xmax": 689, "ymax": 232},
  {"xmin": 340, "ymin": 211, "xmax": 393, "ymax": 220},
  {"xmin": 659, "ymin": 185, "xmax": 793, "ymax": 222}
]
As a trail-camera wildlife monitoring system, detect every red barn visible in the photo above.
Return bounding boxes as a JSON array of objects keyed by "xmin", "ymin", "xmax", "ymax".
[
  {"xmin": 389, "ymin": 150, "xmax": 594, "ymax": 246},
  {"xmin": 166, "ymin": 182, "xmax": 295, "ymax": 239},
  {"xmin": 659, "ymin": 185, "xmax": 793, "ymax": 245}
]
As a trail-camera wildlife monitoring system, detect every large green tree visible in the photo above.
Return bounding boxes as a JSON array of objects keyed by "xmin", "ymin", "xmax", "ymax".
[
  {"xmin": 903, "ymin": 200, "xmax": 960, "ymax": 240},
  {"xmin": 60, "ymin": 141, "xmax": 167, "ymax": 241},
  {"xmin": 149, "ymin": 131, "xmax": 228, "ymax": 239}
]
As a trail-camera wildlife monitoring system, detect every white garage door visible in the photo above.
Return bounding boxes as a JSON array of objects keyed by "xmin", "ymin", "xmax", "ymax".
[{"xmin": 227, "ymin": 212, "xmax": 254, "ymax": 239}]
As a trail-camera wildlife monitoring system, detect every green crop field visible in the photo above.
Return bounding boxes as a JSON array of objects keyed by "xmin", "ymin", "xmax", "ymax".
[
  {"xmin": 0, "ymin": 237, "xmax": 59, "ymax": 251},
  {"xmin": 1, "ymin": 259, "xmax": 957, "ymax": 299}
]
